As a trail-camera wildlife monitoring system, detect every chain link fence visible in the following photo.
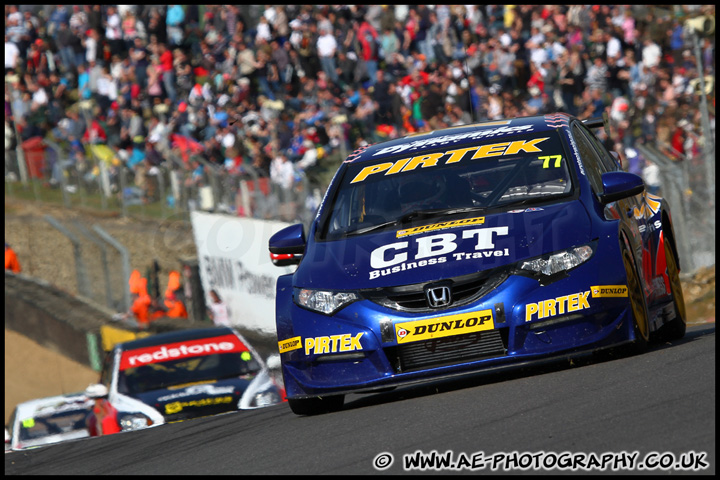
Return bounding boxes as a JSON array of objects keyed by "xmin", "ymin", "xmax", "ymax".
[
  {"xmin": 636, "ymin": 139, "xmax": 715, "ymax": 274},
  {"xmin": 6, "ymin": 117, "xmax": 321, "ymax": 316}
]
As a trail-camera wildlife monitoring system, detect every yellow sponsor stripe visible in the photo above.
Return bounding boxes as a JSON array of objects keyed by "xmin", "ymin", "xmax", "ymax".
[{"xmin": 396, "ymin": 217, "xmax": 485, "ymax": 238}]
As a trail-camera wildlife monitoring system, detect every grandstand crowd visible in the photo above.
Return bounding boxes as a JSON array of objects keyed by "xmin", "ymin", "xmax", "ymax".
[{"xmin": 4, "ymin": 5, "xmax": 716, "ymax": 209}]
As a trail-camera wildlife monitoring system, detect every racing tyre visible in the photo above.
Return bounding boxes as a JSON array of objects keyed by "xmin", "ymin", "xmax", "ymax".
[
  {"xmin": 622, "ymin": 244, "xmax": 650, "ymax": 354},
  {"xmin": 655, "ymin": 240, "xmax": 687, "ymax": 342},
  {"xmin": 288, "ymin": 395, "xmax": 345, "ymax": 416}
]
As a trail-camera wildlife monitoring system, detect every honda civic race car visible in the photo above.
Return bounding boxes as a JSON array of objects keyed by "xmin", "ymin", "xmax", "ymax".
[
  {"xmin": 88, "ymin": 327, "xmax": 285, "ymax": 428},
  {"xmin": 269, "ymin": 113, "xmax": 686, "ymax": 415},
  {"xmin": 6, "ymin": 393, "xmax": 93, "ymax": 451}
]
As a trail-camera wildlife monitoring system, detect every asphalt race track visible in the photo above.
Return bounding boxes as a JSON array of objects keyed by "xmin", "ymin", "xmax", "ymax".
[{"xmin": 5, "ymin": 324, "xmax": 715, "ymax": 475}]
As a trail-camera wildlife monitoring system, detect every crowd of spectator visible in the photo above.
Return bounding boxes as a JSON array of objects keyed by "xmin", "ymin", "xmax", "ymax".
[{"xmin": 4, "ymin": 5, "xmax": 716, "ymax": 217}]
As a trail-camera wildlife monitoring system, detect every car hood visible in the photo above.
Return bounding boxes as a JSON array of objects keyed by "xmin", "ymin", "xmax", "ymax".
[
  {"xmin": 13, "ymin": 429, "xmax": 90, "ymax": 451},
  {"xmin": 298, "ymin": 201, "xmax": 592, "ymax": 289},
  {"xmin": 131, "ymin": 377, "xmax": 254, "ymax": 420}
]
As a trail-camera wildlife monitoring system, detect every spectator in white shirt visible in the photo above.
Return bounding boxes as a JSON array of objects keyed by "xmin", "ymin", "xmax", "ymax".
[
  {"xmin": 85, "ymin": 29, "xmax": 98, "ymax": 65},
  {"xmin": 317, "ymin": 28, "xmax": 339, "ymax": 83},
  {"xmin": 270, "ymin": 153, "xmax": 295, "ymax": 191},
  {"xmin": 31, "ymin": 84, "xmax": 48, "ymax": 107},
  {"xmin": 105, "ymin": 6, "xmax": 124, "ymax": 57},
  {"xmin": 207, "ymin": 290, "xmax": 230, "ymax": 326},
  {"xmin": 605, "ymin": 31, "xmax": 622, "ymax": 60},
  {"xmin": 5, "ymin": 36, "xmax": 20, "ymax": 72},
  {"xmin": 641, "ymin": 36, "xmax": 662, "ymax": 69},
  {"xmin": 256, "ymin": 16, "xmax": 273, "ymax": 44}
]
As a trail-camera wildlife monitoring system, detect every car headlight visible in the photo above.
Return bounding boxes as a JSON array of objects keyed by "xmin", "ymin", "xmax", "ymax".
[
  {"xmin": 294, "ymin": 288, "xmax": 359, "ymax": 315},
  {"xmin": 250, "ymin": 390, "xmax": 281, "ymax": 408},
  {"xmin": 118, "ymin": 413, "xmax": 153, "ymax": 431},
  {"xmin": 519, "ymin": 243, "xmax": 595, "ymax": 276}
]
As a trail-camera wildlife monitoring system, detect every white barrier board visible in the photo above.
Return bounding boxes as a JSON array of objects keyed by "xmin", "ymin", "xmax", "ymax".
[{"xmin": 190, "ymin": 211, "xmax": 295, "ymax": 334}]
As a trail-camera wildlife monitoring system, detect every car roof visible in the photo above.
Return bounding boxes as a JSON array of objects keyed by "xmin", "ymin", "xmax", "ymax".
[
  {"xmin": 116, "ymin": 326, "xmax": 240, "ymax": 350},
  {"xmin": 13, "ymin": 393, "xmax": 91, "ymax": 420},
  {"xmin": 346, "ymin": 113, "xmax": 573, "ymax": 164}
]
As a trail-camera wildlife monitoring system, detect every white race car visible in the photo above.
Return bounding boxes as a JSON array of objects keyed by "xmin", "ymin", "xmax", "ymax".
[{"xmin": 6, "ymin": 393, "xmax": 94, "ymax": 451}]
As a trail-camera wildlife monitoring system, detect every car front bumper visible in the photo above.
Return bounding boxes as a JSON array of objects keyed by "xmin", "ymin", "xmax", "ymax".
[{"xmin": 278, "ymin": 257, "xmax": 634, "ymax": 399}]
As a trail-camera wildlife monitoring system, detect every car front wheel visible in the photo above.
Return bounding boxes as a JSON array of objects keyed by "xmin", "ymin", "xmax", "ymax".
[
  {"xmin": 655, "ymin": 240, "xmax": 687, "ymax": 342},
  {"xmin": 622, "ymin": 244, "xmax": 650, "ymax": 353}
]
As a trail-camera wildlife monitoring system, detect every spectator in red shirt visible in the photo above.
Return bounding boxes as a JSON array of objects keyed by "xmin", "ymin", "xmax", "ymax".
[
  {"xmin": 356, "ymin": 19, "xmax": 379, "ymax": 86},
  {"xmin": 158, "ymin": 42, "xmax": 176, "ymax": 102},
  {"xmin": 83, "ymin": 119, "xmax": 107, "ymax": 144}
]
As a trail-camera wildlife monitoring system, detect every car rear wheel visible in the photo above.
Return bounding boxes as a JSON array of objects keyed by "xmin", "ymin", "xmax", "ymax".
[
  {"xmin": 287, "ymin": 395, "xmax": 345, "ymax": 416},
  {"xmin": 622, "ymin": 245, "xmax": 650, "ymax": 353},
  {"xmin": 655, "ymin": 240, "xmax": 687, "ymax": 341}
]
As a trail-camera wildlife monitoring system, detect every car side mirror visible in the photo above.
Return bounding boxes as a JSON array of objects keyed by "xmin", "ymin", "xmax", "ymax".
[
  {"xmin": 599, "ymin": 171, "xmax": 645, "ymax": 204},
  {"xmin": 268, "ymin": 224, "xmax": 305, "ymax": 266}
]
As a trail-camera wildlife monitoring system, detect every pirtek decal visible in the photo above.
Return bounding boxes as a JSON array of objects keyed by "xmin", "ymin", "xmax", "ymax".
[
  {"xmin": 278, "ymin": 336, "xmax": 302, "ymax": 353},
  {"xmin": 395, "ymin": 310, "xmax": 495, "ymax": 344},
  {"xmin": 397, "ymin": 217, "xmax": 485, "ymax": 238},
  {"xmin": 352, "ymin": 137, "xmax": 549, "ymax": 183},
  {"xmin": 590, "ymin": 285, "xmax": 628, "ymax": 297},
  {"xmin": 525, "ymin": 291, "xmax": 590, "ymax": 322},
  {"xmin": 304, "ymin": 333, "xmax": 364, "ymax": 355}
]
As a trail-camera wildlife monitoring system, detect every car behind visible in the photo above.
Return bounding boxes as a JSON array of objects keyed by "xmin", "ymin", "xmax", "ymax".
[
  {"xmin": 6, "ymin": 393, "xmax": 93, "ymax": 451},
  {"xmin": 87, "ymin": 326, "xmax": 285, "ymax": 429}
]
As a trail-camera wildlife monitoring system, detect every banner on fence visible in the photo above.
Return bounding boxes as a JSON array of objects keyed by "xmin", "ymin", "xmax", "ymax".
[{"xmin": 190, "ymin": 211, "xmax": 295, "ymax": 334}]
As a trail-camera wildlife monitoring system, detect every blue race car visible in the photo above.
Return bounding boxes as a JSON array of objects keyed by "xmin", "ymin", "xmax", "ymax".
[{"xmin": 269, "ymin": 113, "xmax": 686, "ymax": 415}]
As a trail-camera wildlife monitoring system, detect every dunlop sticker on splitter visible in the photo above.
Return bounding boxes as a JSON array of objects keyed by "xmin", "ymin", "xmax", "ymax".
[
  {"xmin": 395, "ymin": 310, "xmax": 494, "ymax": 344},
  {"xmin": 278, "ymin": 336, "xmax": 302, "ymax": 353},
  {"xmin": 591, "ymin": 285, "xmax": 628, "ymax": 297},
  {"xmin": 396, "ymin": 217, "xmax": 485, "ymax": 238}
]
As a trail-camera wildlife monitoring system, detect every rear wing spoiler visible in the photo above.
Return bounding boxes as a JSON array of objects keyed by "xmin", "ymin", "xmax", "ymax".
[{"xmin": 583, "ymin": 112, "xmax": 611, "ymax": 139}]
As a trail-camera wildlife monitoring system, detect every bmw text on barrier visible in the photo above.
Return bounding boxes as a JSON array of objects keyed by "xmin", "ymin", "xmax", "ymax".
[{"xmin": 269, "ymin": 113, "xmax": 687, "ymax": 416}]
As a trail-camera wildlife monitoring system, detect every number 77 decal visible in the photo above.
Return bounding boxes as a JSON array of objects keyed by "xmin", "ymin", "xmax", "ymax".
[{"xmin": 539, "ymin": 155, "xmax": 562, "ymax": 168}]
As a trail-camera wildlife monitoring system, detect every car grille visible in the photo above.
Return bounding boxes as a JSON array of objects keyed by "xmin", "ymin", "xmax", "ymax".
[
  {"xmin": 385, "ymin": 329, "xmax": 508, "ymax": 373},
  {"xmin": 361, "ymin": 268, "xmax": 509, "ymax": 312}
]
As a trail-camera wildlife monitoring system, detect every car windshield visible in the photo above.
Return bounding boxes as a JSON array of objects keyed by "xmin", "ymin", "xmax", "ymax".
[
  {"xmin": 321, "ymin": 131, "xmax": 572, "ymax": 239},
  {"xmin": 18, "ymin": 408, "xmax": 91, "ymax": 442},
  {"xmin": 118, "ymin": 352, "xmax": 261, "ymax": 395}
]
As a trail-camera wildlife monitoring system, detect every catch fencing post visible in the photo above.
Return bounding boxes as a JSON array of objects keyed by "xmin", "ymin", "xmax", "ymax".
[
  {"xmin": 44, "ymin": 215, "xmax": 92, "ymax": 299},
  {"xmin": 43, "ymin": 139, "xmax": 72, "ymax": 208},
  {"xmin": 92, "ymin": 225, "xmax": 132, "ymax": 311},
  {"xmin": 73, "ymin": 222, "xmax": 114, "ymax": 309}
]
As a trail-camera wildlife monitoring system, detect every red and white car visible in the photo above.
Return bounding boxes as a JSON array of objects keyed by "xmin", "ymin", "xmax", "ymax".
[{"xmin": 85, "ymin": 326, "xmax": 285, "ymax": 430}]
